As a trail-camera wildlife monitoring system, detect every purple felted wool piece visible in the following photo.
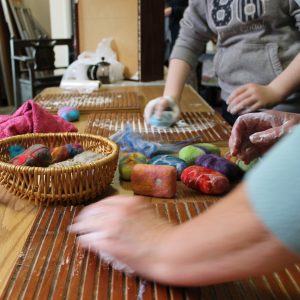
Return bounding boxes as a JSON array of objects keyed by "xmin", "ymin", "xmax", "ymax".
[{"xmin": 195, "ymin": 154, "xmax": 243, "ymax": 182}]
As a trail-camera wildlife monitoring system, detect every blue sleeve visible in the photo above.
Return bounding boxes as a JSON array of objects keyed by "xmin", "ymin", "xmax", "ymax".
[{"xmin": 245, "ymin": 124, "xmax": 300, "ymax": 255}]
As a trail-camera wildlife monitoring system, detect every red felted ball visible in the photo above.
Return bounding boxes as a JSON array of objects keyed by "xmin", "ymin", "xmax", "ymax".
[{"xmin": 181, "ymin": 166, "xmax": 230, "ymax": 195}]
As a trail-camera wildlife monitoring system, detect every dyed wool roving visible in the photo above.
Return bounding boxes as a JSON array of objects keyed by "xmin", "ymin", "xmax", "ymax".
[
  {"xmin": 181, "ymin": 166, "xmax": 230, "ymax": 195},
  {"xmin": 10, "ymin": 144, "xmax": 52, "ymax": 167},
  {"xmin": 131, "ymin": 164, "xmax": 177, "ymax": 198},
  {"xmin": 58, "ymin": 106, "xmax": 80, "ymax": 122},
  {"xmin": 51, "ymin": 144, "xmax": 84, "ymax": 163},
  {"xmin": 148, "ymin": 155, "xmax": 188, "ymax": 179},
  {"xmin": 178, "ymin": 145, "xmax": 206, "ymax": 165},
  {"xmin": 8, "ymin": 144, "xmax": 25, "ymax": 159},
  {"xmin": 49, "ymin": 151, "xmax": 105, "ymax": 168},
  {"xmin": 119, "ymin": 152, "xmax": 147, "ymax": 181},
  {"xmin": 195, "ymin": 154, "xmax": 243, "ymax": 182},
  {"xmin": 149, "ymin": 111, "xmax": 175, "ymax": 128}
]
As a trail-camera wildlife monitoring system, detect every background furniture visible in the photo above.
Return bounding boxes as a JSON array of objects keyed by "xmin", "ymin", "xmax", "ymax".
[
  {"xmin": 76, "ymin": 0, "xmax": 164, "ymax": 81},
  {"xmin": 1, "ymin": 0, "xmax": 77, "ymax": 107}
]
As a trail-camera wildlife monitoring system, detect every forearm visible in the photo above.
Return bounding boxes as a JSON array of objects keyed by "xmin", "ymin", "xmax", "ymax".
[
  {"xmin": 163, "ymin": 58, "xmax": 191, "ymax": 103},
  {"xmin": 269, "ymin": 53, "xmax": 300, "ymax": 100},
  {"xmin": 143, "ymin": 184, "xmax": 299, "ymax": 286}
]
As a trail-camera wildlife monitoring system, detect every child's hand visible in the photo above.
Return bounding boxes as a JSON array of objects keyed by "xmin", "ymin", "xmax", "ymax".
[
  {"xmin": 227, "ymin": 83, "xmax": 283, "ymax": 115},
  {"xmin": 144, "ymin": 96, "xmax": 180, "ymax": 125}
]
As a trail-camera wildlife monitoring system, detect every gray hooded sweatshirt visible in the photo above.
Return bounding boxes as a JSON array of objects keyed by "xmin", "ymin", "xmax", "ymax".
[{"xmin": 171, "ymin": 0, "xmax": 300, "ymax": 112}]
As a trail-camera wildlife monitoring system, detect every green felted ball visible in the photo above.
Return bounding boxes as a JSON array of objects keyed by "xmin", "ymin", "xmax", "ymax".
[
  {"xmin": 119, "ymin": 152, "xmax": 147, "ymax": 181},
  {"xmin": 236, "ymin": 158, "xmax": 258, "ymax": 172},
  {"xmin": 195, "ymin": 143, "xmax": 221, "ymax": 155},
  {"xmin": 178, "ymin": 145, "xmax": 206, "ymax": 165}
]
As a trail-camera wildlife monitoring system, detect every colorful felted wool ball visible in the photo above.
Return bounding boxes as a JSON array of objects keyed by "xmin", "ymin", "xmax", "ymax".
[
  {"xmin": 58, "ymin": 106, "xmax": 80, "ymax": 122},
  {"xmin": 150, "ymin": 111, "xmax": 175, "ymax": 128},
  {"xmin": 195, "ymin": 154, "xmax": 243, "ymax": 182},
  {"xmin": 119, "ymin": 152, "xmax": 147, "ymax": 181},
  {"xmin": 10, "ymin": 144, "xmax": 52, "ymax": 167},
  {"xmin": 51, "ymin": 144, "xmax": 84, "ymax": 163},
  {"xmin": 195, "ymin": 143, "xmax": 221, "ymax": 155},
  {"xmin": 178, "ymin": 145, "xmax": 206, "ymax": 165},
  {"xmin": 131, "ymin": 164, "xmax": 177, "ymax": 198},
  {"xmin": 8, "ymin": 144, "xmax": 25, "ymax": 159},
  {"xmin": 181, "ymin": 166, "xmax": 230, "ymax": 195},
  {"xmin": 148, "ymin": 155, "xmax": 188, "ymax": 179}
]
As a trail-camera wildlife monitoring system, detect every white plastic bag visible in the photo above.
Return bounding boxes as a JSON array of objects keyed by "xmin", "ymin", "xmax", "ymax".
[{"xmin": 61, "ymin": 37, "xmax": 124, "ymax": 84}]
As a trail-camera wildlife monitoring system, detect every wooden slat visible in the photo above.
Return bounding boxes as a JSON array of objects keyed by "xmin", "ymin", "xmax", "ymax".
[
  {"xmin": 3, "ymin": 200, "xmax": 300, "ymax": 300},
  {"xmin": 85, "ymin": 111, "xmax": 231, "ymax": 143},
  {"xmin": 34, "ymin": 91, "xmax": 142, "ymax": 113}
]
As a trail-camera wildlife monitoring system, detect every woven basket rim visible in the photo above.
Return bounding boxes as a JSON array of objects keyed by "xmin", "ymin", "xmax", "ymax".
[{"xmin": 0, "ymin": 132, "xmax": 119, "ymax": 173}]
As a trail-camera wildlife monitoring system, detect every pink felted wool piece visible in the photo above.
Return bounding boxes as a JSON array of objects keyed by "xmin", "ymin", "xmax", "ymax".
[
  {"xmin": 131, "ymin": 164, "xmax": 177, "ymax": 198},
  {"xmin": 0, "ymin": 100, "xmax": 77, "ymax": 139}
]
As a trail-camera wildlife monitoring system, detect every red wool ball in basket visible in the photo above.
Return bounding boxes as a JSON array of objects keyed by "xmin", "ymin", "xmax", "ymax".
[{"xmin": 181, "ymin": 166, "xmax": 230, "ymax": 195}]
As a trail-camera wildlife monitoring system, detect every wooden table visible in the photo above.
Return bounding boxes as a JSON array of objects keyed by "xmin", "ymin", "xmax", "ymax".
[
  {"xmin": 1, "ymin": 85, "xmax": 299, "ymax": 299},
  {"xmin": 0, "ymin": 84, "xmax": 212, "ymax": 295}
]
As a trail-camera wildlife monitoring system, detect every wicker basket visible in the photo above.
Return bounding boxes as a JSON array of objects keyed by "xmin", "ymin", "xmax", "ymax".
[{"xmin": 0, "ymin": 133, "xmax": 119, "ymax": 205}]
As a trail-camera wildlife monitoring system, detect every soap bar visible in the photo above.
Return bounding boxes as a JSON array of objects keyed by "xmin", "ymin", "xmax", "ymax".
[
  {"xmin": 119, "ymin": 152, "xmax": 147, "ymax": 181},
  {"xmin": 148, "ymin": 155, "xmax": 188, "ymax": 179},
  {"xmin": 195, "ymin": 154, "xmax": 243, "ymax": 182},
  {"xmin": 131, "ymin": 164, "xmax": 176, "ymax": 198},
  {"xmin": 181, "ymin": 166, "xmax": 230, "ymax": 195},
  {"xmin": 10, "ymin": 144, "xmax": 52, "ymax": 167}
]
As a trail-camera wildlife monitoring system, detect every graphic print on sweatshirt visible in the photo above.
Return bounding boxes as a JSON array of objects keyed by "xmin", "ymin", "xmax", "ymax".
[{"xmin": 211, "ymin": 0, "xmax": 265, "ymax": 27}]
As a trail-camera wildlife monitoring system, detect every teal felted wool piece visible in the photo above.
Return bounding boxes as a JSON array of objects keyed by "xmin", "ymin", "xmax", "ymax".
[
  {"xmin": 58, "ymin": 107, "xmax": 80, "ymax": 122},
  {"xmin": 148, "ymin": 155, "xmax": 188, "ymax": 179},
  {"xmin": 178, "ymin": 145, "xmax": 206, "ymax": 165},
  {"xmin": 8, "ymin": 144, "xmax": 25, "ymax": 159},
  {"xmin": 195, "ymin": 143, "xmax": 221, "ymax": 155},
  {"xmin": 119, "ymin": 152, "xmax": 148, "ymax": 181},
  {"xmin": 149, "ymin": 111, "xmax": 175, "ymax": 128}
]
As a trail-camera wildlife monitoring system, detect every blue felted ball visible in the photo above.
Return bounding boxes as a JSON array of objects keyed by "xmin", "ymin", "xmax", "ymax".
[
  {"xmin": 9, "ymin": 144, "xmax": 25, "ymax": 159},
  {"xmin": 58, "ymin": 107, "xmax": 80, "ymax": 122},
  {"xmin": 150, "ymin": 111, "xmax": 175, "ymax": 128},
  {"xmin": 148, "ymin": 155, "xmax": 188, "ymax": 179}
]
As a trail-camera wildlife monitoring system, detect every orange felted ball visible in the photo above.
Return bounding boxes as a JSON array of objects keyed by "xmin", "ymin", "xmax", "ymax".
[{"xmin": 131, "ymin": 164, "xmax": 177, "ymax": 198}]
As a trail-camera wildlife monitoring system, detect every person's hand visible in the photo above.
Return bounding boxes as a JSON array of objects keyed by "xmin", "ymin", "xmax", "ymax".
[
  {"xmin": 143, "ymin": 96, "xmax": 180, "ymax": 125},
  {"xmin": 227, "ymin": 83, "xmax": 284, "ymax": 115},
  {"xmin": 164, "ymin": 7, "xmax": 172, "ymax": 17},
  {"xmin": 68, "ymin": 195, "xmax": 174, "ymax": 273},
  {"xmin": 229, "ymin": 111, "xmax": 300, "ymax": 163}
]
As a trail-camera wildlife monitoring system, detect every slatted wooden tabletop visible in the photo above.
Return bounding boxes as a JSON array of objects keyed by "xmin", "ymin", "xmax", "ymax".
[
  {"xmin": 34, "ymin": 91, "xmax": 142, "ymax": 113},
  {"xmin": 2, "ymin": 196, "xmax": 300, "ymax": 300},
  {"xmin": 85, "ymin": 111, "xmax": 231, "ymax": 143}
]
